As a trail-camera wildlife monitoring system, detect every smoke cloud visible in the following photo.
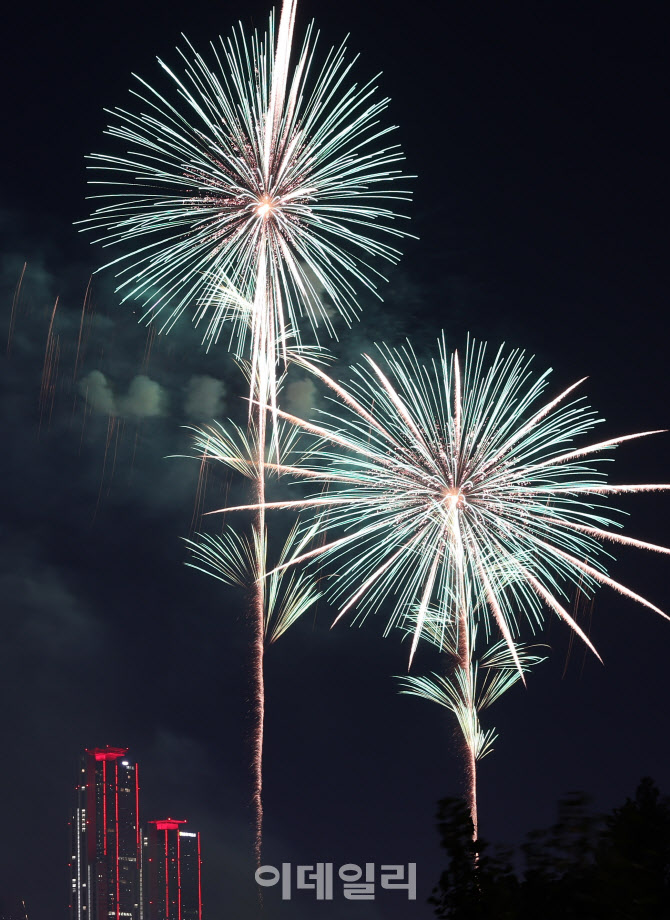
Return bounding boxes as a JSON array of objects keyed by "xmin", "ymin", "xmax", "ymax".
[
  {"xmin": 78, "ymin": 371, "xmax": 168, "ymax": 418},
  {"xmin": 184, "ymin": 374, "xmax": 226, "ymax": 420}
]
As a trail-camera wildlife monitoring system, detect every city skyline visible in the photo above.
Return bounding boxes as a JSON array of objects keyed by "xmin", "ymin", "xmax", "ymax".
[{"xmin": 70, "ymin": 747, "xmax": 202, "ymax": 920}]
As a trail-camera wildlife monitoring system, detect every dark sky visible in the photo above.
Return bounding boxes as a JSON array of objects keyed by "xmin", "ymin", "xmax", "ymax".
[{"xmin": 1, "ymin": 1, "xmax": 669, "ymax": 917}]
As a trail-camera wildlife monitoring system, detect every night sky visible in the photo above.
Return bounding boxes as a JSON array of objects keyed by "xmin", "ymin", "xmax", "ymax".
[{"xmin": 1, "ymin": 2, "xmax": 669, "ymax": 917}]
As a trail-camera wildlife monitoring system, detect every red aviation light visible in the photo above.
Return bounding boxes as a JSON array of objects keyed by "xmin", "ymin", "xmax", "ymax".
[
  {"xmin": 150, "ymin": 818, "xmax": 187, "ymax": 831},
  {"xmin": 86, "ymin": 746, "xmax": 128, "ymax": 761}
]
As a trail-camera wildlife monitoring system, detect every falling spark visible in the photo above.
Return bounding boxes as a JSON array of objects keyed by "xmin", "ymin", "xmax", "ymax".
[
  {"xmin": 106, "ymin": 416, "xmax": 123, "ymax": 495},
  {"xmin": 189, "ymin": 443, "xmax": 211, "ymax": 538},
  {"xmin": 7, "ymin": 262, "xmax": 26, "ymax": 355},
  {"xmin": 39, "ymin": 298, "xmax": 60, "ymax": 434},
  {"xmin": 92, "ymin": 415, "xmax": 117, "ymax": 522},
  {"xmin": 141, "ymin": 324, "xmax": 157, "ymax": 372},
  {"xmin": 73, "ymin": 277, "xmax": 94, "ymax": 382}
]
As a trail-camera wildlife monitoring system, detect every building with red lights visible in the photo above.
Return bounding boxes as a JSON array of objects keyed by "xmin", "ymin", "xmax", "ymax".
[
  {"xmin": 70, "ymin": 747, "xmax": 141, "ymax": 920},
  {"xmin": 143, "ymin": 819, "xmax": 203, "ymax": 920}
]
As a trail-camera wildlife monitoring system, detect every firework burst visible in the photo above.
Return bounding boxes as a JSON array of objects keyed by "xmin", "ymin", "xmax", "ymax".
[
  {"xmin": 81, "ymin": 0, "xmax": 411, "ymax": 408},
  {"xmin": 215, "ymin": 338, "xmax": 670, "ymax": 668}
]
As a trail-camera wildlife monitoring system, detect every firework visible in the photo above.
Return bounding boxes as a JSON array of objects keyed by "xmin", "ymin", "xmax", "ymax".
[
  {"xmin": 185, "ymin": 518, "xmax": 323, "ymax": 645},
  {"xmin": 82, "ymin": 0, "xmax": 411, "ymax": 863},
  {"xmin": 185, "ymin": 413, "xmax": 323, "ymax": 640},
  {"xmin": 399, "ymin": 606, "xmax": 545, "ymax": 838},
  {"xmin": 80, "ymin": 0, "xmax": 411, "ymax": 412},
  {"xmin": 184, "ymin": 401, "xmax": 328, "ymax": 861},
  {"xmin": 208, "ymin": 336, "xmax": 668, "ymax": 837},
  {"xmin": 215, "ymin": 337, "xmax": 670, "ymax": 670}
]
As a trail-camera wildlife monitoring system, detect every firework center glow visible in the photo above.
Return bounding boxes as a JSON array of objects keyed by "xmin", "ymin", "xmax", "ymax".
[
  {"xmin": 255, "ymin": 196, "xmax": 278, "ymax": 219},
  {"xmin": 443, "ymin": 486, "xmax": 466, "ymax": 509}
]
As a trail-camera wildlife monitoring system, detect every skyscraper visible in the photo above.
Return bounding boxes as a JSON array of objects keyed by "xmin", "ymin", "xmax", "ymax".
[
  {"xmin": 70, "ymin": 747, "xmax": 141, "ymax": 920},
  {"xmin": 144, "ymin": 820, "xmax": 203, "ymax": 920}
]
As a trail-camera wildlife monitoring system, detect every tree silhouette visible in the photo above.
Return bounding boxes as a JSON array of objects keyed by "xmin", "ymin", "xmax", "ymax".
[
  {"xmin": 431, "ymin": 778, "xmax": 670, "ymax": 919},
  {"xmin": 429, "ymin": 797, "xmax": 518, "ymax": 919},
  {"xmin": 592, "ymin": 777, "xmax": 670, "ymax": 919}
]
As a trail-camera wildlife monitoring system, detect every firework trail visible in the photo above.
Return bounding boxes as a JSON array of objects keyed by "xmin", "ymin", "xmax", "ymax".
[
  {"xmin": 184, "ymin": 415, "xmax": 324, "ymax": 859},
  {"xmin": 399, "ymin": 606, "xmax": 545, "ymax": 837},
  {"xmin": 81, "ymin": 0, "xmax": 411, "ymax": 861}
]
